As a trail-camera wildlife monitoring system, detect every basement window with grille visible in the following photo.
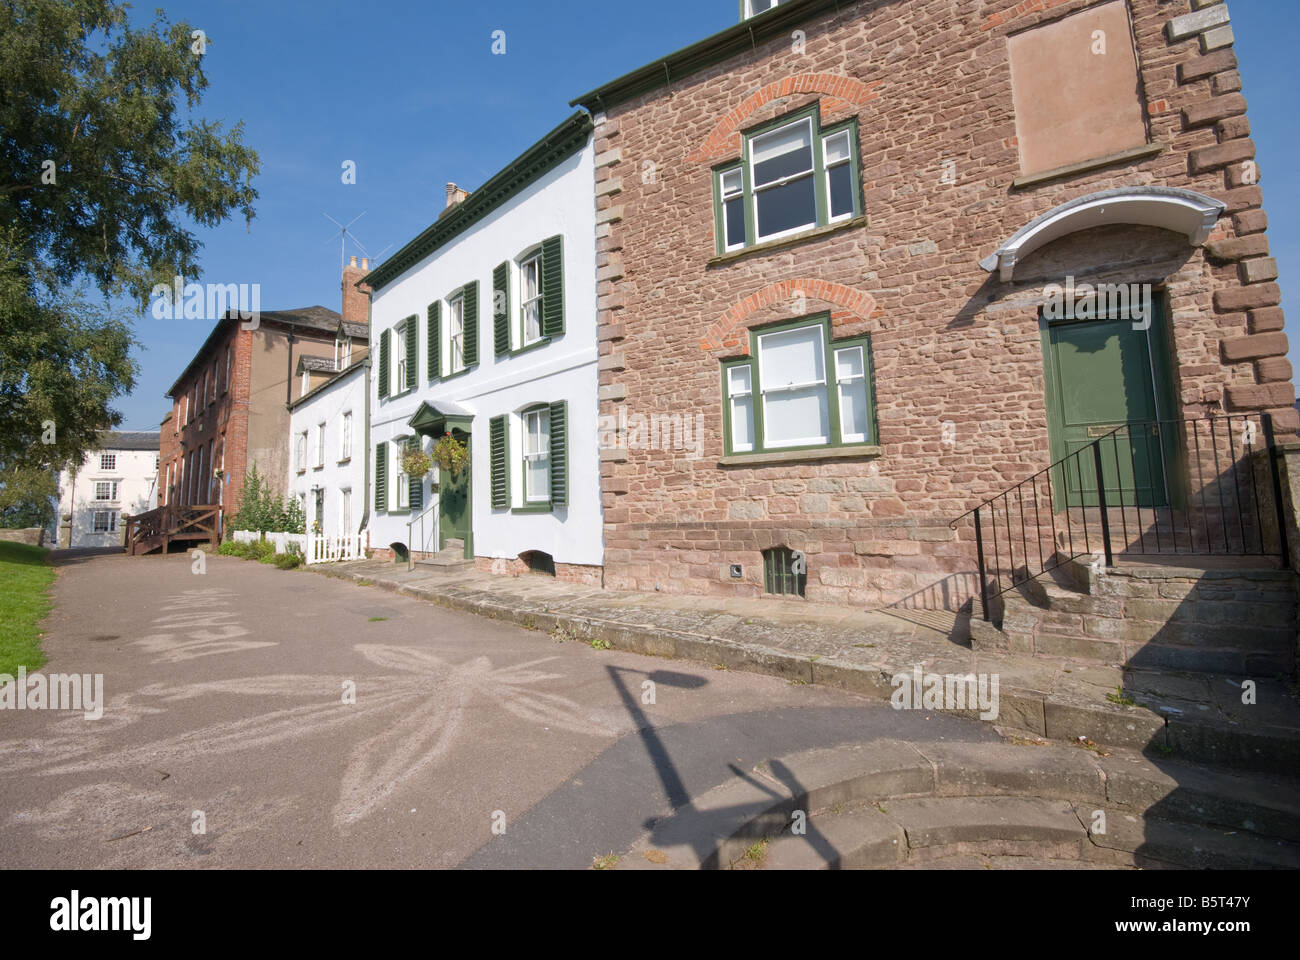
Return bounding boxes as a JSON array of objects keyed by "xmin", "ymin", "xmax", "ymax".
[{"xmin": 762, "ymin": 547, "xmax": 806, "ymax": 597}]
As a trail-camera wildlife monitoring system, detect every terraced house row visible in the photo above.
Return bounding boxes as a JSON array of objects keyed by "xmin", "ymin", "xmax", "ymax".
[{"xmin": 150, "ymin": 0, "xmax": 1298, "ymax": 675}]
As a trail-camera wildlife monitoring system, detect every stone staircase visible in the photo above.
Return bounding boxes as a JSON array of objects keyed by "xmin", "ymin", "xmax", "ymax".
[
  {"xmin": 415, "ymin": 537, "xmax": 473, "ymax": 572},
  {"xmin": 972, "ymin": 554, "xmax": 1297, "ymax": 676},
  {"xmin": 615, "ymin": 739, "xmax": 1300, "ymax": 870}
]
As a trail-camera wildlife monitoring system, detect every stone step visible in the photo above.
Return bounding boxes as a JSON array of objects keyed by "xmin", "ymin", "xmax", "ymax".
[
  {"xmin": 617, "ymin": 740, "xmax": 937, "ymax": 870},
  {"xmin": 750, "ymin": 802, "xmax": 905, "ymax": 870},
  {"xmin": 416, "ymin": 539, "xmax": 472, "ymax": 570},
  {"xmin": 416, "ymin": 554, "xmax": 473, "ymax": 569},
  {"xmin": 1082, "ymin": 805, "xmax": 1300, "ymax": 869},
  {"xmin": 885, "ymin": 795, "xmax": 1085, "ymax": 850},
  {"xmin": 616, "ymin": 739, "xmax": 1300, "ymax": 869},
  {"xmin": 987, "ymin": 578, "xmax": 1296, "ymax": 675},
  {"xmin": 1098, "ymin": 752, "xmax": 1300, "ymax": 843},
  {"xmin": 894, "ymin": 854, "xmax": 1128, "ymax": 869}
]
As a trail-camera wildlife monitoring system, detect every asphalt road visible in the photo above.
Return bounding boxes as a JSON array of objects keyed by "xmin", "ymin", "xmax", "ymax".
[{"xmin": 0, "ymin": 550, "xmax": 996, "ymax": 869}]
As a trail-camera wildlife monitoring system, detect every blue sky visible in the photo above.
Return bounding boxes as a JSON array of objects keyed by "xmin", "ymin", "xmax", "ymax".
[{"xmin": 111, "ymin": 0, "xmax": 1299, "ymax": 428}]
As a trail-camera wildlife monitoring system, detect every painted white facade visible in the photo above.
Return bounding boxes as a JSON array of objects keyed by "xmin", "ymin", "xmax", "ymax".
[
  {"xmin": 287, "ymin": 362, "xmax": 367, "ymax": 540},
  {"xmin": 55, "ymin": 434, "xmax": 160, "ymax": 548},
  {"xmin": 368, "ymin": 131, "xmax": 601, "ymax": 568}
]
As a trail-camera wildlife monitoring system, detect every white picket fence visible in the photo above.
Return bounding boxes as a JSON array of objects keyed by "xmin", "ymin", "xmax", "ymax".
[
  {"xmin": 306, "ymin": 530, "xmax": 370, "ymax": 565},
  {"xmin": 232, "ymin": 530, "xmax": 307, "ymax": 554},
  {"xmin": 232, "ymin": 528, "xmax": 369, "ymax": 564}
]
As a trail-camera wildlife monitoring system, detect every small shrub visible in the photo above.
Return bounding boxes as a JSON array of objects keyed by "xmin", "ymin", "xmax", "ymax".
[
  {"xmin": 228, "ymin": 463, "xmax": 306, "ymax": 534},
  {"xmin": 273, "ymin": 551, "xmax": 302, "ymax": 569},
  {"xmin": 217, "ymin": 540, "xmax": 244, "ymax": 557}
]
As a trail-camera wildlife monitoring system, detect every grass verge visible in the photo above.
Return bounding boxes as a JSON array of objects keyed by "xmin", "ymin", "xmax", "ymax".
[{"xmin": 0, "ymin": 540, "xmax": 55, "ymax": 674}]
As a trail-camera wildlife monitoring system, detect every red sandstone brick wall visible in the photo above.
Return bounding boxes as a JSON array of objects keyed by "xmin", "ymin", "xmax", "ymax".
[
  {"xmin": 593, "ymin": 0, "xmax": 1293, "ymax": 606},
  {"xmin": 474, "ymin": 555, "xmax": 604, "ymax": 586},
  {"xmin": 158, "ymin": 322, "xmax": 251, "ymax": 520}
]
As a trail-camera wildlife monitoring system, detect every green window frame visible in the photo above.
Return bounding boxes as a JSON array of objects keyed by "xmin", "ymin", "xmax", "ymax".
[
  {"xmin": 720, "ymin": 314, "xmax": 876, "ymax": 455},
  {"xmin": 391, "ymin": 436, "xmax": 410, "ymax": 513},
  {"xmin": 394, "ymin": 316, "xmax": 416, "ymax": 394},
  {"xmin": 520, "ymin": 404, "xmax": 551, "ymax": 506},
  {"xmin": 510, "ymin": 400, "xmax": 567, "ymax": 512},
  {"xmin": 439, "ymin": 282, "xmax": 479, "ymax": 379},
  {"xmin": 377, "ymin": 329, "xmax": 390, "ymax": 400},
  {"xmin": 712, "ymin": 105, "xmax": 862, "ymax": 255},
  {"xmin": 518, "ymin": 248, "xmax": 544, "ymax": 348},
  {"xmin": 447, "ymin": 291, "xmax": 466, "ymax": 376},
  {"xmin": 427, "ymin": 301, "xmax": 441, "ymax": 381}
]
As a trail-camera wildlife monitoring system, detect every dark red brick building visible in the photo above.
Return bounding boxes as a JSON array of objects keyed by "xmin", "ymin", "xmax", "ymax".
[{"xmin": 158, "ymin": 260, "xmax": 371, "ymax": 524}]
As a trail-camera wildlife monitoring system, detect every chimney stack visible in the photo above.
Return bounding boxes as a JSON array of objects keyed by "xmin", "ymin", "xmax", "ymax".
[
  {"xmin": 445, "ymin": 182, "xmax": 469, "ymax": 208},
  {"xmin": 341, "ymin": 256, "xmax": 372, "ymax": 328},
  {"xmin": 441, "ymin": 182, "xmax": 470, "ymax": 218}
]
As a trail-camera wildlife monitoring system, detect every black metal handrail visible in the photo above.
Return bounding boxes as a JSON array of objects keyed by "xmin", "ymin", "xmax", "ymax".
[{"xmin": 950, "ymin": 414, "xmax": 1290, "ymax": 622}]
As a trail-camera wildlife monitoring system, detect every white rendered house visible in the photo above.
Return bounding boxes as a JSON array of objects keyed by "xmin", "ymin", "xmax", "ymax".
[
  {"xmin": 287, "ymin": 358, "xmax": 367, "ymax": 544},
  {"xmin": 55, "ymin": 431, "xmax": 160, "ymax": 548},
  {"xmin": 365, "ymin": 112, "xmax": 602, "ymax": 581}
]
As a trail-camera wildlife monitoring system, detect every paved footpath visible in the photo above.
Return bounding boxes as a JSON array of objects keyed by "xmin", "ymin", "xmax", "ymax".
[{"xmin": 0, "ymin": 551, "xmax": 1000, "ymax": 869}]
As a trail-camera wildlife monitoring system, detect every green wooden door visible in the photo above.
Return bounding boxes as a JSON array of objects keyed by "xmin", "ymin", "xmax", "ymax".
[
  {"xmin": 1041, "ymin": 302, "xmax": 1172, "ymax": 509},
  {"xmin": 438, "ymin": 435, "xmax": 471, "ymax": 553}
]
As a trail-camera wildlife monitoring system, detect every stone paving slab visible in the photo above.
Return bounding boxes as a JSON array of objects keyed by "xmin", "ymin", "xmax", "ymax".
[{"xmin": 309, "ymin": 559, "xmax": 1300, "ymax": 768}]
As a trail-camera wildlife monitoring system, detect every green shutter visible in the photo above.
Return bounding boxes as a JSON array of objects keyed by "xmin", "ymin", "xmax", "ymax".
[
  {"xmin": 490, "ymin": 415, "xmax": 509, "ymax": 509},
  {"xmin": 463, "ymin": 281, "xmax": 479, "ymax": 367},
  {"xmin": 541, "ymin": 234, "xmax": 564, "ymax": 337},
  {"xmin": 493, "ymin": 262, "xmax": 510, "ymax": 357},
  {"xmin": 375, "ymin": 441, "xmax": 387, "ymax": 511},
  {"xmin": 378, "ymin": 330, "xmax": 390, "ymax": 399},
  {"xmin": 427, "ymin": 301, "xmax": 441, "ymax": 380},
  {"xmin": 404, "ymin": 315, "xmax": 417, "ymax": 390},
  {"xmin": 549, "ymin": 400, "xmax": 568, "ymax": 507},
  {"xmin": 406, "ymin": 437, "xmax": 423, "ymax": 511}
]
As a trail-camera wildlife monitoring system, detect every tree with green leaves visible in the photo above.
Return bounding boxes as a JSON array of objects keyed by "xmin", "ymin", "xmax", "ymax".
[
  {"xmin": 0, "ymin": 461, "xmax": 57, "ymax": 529},
  {"xmin": 0, "ymin": 0, "xmax": 260, "ymax": 477},
  {"xmin": 1, "ymin": 0, "xmax": 259, "ymax": 302},
  {"xmin": 0, "ymin": 234, "xmax": 138, "ymax": 472}
]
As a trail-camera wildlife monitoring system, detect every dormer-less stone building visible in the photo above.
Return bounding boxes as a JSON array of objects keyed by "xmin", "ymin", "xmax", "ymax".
[{"xmin": 572, "ymin": 0, "xmax": 1295, "ymax": 627}]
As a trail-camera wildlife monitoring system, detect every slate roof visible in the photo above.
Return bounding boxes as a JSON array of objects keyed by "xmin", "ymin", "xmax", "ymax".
[
  {"xmin": 297, "ymin": 355, "xmax": 341, "ymax": 374},
  {"xmin": 166, "ymin": 305, "xmax": 359, "ymax": 398},
  {"xmin": 96, "ymin": 430, "xmax": 160, "ymax": 451}
]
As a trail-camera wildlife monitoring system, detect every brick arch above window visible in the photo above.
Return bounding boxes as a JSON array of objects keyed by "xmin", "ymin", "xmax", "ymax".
[
  {"xmin": 700, "ymin": 278, "xmax": 883, "ymax": 353},
  {"xmin": 687, "ymin": 73, "xmax": 883, "ymax": 163}
]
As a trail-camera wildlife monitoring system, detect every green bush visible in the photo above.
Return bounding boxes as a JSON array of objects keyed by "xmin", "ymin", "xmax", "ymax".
[
  {"xmin": 272, "ymin": 551, "xmax": 303, "ymax": 569},
  {"xmin": 249, "ymin": 539, "xmax": 275, "ymax": 560},
  {"xmin": 228, "ymin": 463, "xmax": 306, "ymax": 534},
  {"xmin": 217, "ymin": 540, "xmax": 246, "ymax": 557}
]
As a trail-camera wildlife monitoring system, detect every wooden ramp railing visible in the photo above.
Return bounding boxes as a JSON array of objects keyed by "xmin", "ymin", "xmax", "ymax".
[{"xmin": 124, "ymin": 504, "xmax": 222, "ymax": 556}]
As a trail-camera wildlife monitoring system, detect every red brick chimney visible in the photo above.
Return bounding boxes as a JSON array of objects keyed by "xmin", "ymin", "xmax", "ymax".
[{"xmin": 341, "ymin": 254, "xmax": 371, "ymax": 327}]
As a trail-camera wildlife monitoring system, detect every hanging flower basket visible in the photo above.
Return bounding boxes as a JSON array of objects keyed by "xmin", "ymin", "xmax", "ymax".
[
  {"xmin": 431, "ymin": 433, "xmax": 469, "ymax": 475},
  {"xmin": 400, "ymin": 446, "xmax": 433, "ymax": 479}
]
